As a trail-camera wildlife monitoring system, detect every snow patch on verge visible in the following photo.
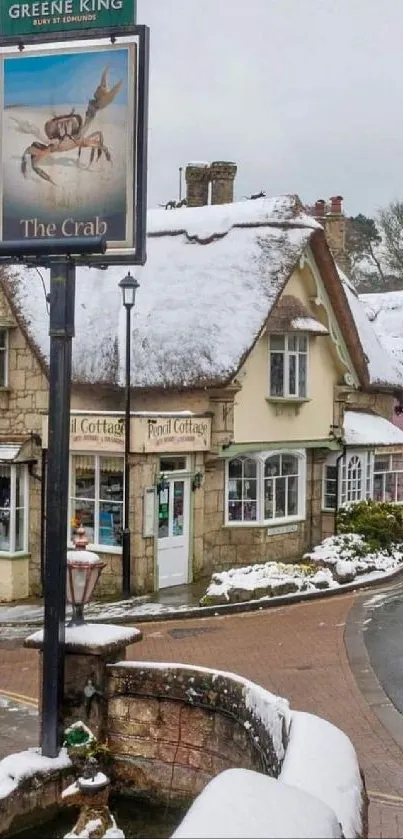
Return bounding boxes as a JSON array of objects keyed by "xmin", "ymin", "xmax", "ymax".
[{"xmin": 0, "ymin": 747, "xmax": 71, "ymax": 800}]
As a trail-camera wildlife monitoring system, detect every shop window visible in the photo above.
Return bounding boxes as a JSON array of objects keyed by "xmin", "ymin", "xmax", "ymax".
[
  {"xmin": 70, "ymin": 454, "xmax": 124, "ymax": 548},
  {"xmin": 269, "ymin": 334, "xmax": 308, "ymax": 398},
  {"xmin": 373, "ymin": 454, "xmax": 403, "ymax": 503},
  {"xmin": 226, "ymin": 451, "xmax": 306, "ymax": 525},
  {"xmin": 323, "ymin": 450, "xmax": 374, "ymax": 510},
  {"xmin": 0, "ymin": 330, "xmax": 9, "ymax": 387},
  {"xmin": 0, "ymin": 464, "xmax": 28, "ymax": 553},
  {"xmin": 322, "ymin": 464, "xmax": 338, "ymax": 510},
  {"xmin": 227, "ymin": 457, "xmax": 258, "ymax": 522}
]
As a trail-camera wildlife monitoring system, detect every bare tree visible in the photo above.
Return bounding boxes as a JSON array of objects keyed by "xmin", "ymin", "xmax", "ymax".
[{"xmin": 378, "ymin": 201, "xmax": 403, "ymax": 277}]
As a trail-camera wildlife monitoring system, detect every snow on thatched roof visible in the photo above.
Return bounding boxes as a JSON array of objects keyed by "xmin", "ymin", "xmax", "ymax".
[
  {"xmin": 337, "ymin": 270, "xmax": 403, "ymax": 389},
  {"xmin": 6, "ymin": 196, "xmax": 318, "ymax": 388}
]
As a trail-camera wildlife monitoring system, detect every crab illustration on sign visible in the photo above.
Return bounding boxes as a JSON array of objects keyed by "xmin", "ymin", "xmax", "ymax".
[
  {"xmin": 21, "ymin": 68, "xmax": 122, "ymax": 185},
  {"xmin": 0, "ymin": 43, "xmax": 136, "ymax": 248}
]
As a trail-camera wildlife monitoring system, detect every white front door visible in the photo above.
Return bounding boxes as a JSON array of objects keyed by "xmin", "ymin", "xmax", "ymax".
[{"xmin": 157, "ymin": 476, "xmax": 190, "ymax": 589}]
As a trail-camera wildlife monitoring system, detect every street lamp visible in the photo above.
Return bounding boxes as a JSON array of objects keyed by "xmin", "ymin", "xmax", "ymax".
[
  {"xmin": 66, "ymin": 526, "xmax": 105, "ymax": 625},
  {"xmin": 119, "ymin": 271, "xmax": 140, "ymax": 599}
]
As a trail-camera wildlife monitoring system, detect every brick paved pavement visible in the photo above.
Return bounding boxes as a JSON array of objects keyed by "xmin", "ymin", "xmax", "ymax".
[{"xmin": 1, "ymin": 590, "xmax": 403, "ymax": 836}]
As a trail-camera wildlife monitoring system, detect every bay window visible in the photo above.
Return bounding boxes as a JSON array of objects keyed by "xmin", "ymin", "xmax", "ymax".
[
  {"xmin": 373, "ymin": 454, "xmax": 403, "ymax": 503},
  {"xmin": 226, "ymin": 451, "xmax": 306, "ymax": 525},
  {"xmin": 0, "ymin": 464, "xmax": 28, "ymax": 553},
  {"xmin": 70, "ymin": 454, "xmax": 124, "ymax": 548},
  {"xmin": 269, "ymin": 334, "xmax": 308, "ymax": 398}
]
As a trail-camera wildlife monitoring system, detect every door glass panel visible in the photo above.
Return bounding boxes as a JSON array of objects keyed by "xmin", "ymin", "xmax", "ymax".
[
  {"xmin": 158, "ymin": 485, "xmax": 170, "ymax": 538},
  {"xmin": 172, "ymin": 481, "xmax": 184, "ymax": 536},
  {"xmin": 160, "ymin": 457, "xmax": 187, "ymax": 472}
]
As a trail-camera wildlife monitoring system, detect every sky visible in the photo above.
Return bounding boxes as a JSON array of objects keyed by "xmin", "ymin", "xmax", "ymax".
[
  {"xmin": 137, "ymin": 0, "xmax": 403, "ymax": 216},
  {"xmin": 4, "ymin": 47, "xmax": 128, "ymax": 107}
]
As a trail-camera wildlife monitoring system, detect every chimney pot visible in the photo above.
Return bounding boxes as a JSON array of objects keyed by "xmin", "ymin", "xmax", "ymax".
[
  {"xmin": 185, "ymin": 162, "xmax": 210, "ymax": 208},
  {"xmin": 330, "ymin": 195, "xmax": 343, "ymax": 215},
  {"xmin": 314, "ymin": 199, "xmax": 326, "ymax": 218},
  {"xmin": 210, "ymin": 161, "xmax": 237, "ymax": 205}
]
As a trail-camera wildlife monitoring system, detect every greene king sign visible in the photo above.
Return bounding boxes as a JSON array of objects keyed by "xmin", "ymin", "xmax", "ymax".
[{"xmin": 0, "ymin": 1, "xmax": 136, "ymax": 41}]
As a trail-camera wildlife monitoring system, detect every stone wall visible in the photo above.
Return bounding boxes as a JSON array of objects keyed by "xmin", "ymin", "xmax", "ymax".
[
  {"xmin": 334, "ymin": 386, "xmax": 396, "ymax": 428},
  {"xmin": 107, "ymin": 663, "xmax": 288, "ymax": 808},
  {"xmin": 0, "ymin": 293, "xmax": 49, "ymax": 599},
  {"xmin": 0, "ymin": 763, "xmax": 74, "ymax": 837}
]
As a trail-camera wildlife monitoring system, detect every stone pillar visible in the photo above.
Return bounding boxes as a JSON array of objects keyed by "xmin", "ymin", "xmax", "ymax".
[
  {"xmin": 185, "ymin": 162, "xmax": 210, "ymax": 207},
  {"xmin": 210, "ymin": 161, "xmax": 237, "ymax": 205},
  {"xmin": 25, "ymin": 624, "xmax": 142, "ymax": 743}
]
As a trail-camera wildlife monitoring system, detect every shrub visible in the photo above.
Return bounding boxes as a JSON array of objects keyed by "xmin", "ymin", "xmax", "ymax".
[{"xmin": 337, "ymin": 499, "xmax": 403, "ymax": 552}]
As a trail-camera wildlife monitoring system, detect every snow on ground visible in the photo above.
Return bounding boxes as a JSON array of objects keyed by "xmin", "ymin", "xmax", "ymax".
[
  {"xmin": 201, "ymin": 534, "xmax": 403, "ymax": 606},
  {"xmin": 171, "ymin": 768, "xmax": 343, "ymax": 839},
  {"xmin": 0, "ymin": 747, "xmax": 71, "ymax": 799}
]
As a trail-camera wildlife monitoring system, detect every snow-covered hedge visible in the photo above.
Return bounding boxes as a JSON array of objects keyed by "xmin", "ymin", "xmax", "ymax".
[{"xmin": 200, "ymin": 533, "xmax": 403, "ymax": 606}]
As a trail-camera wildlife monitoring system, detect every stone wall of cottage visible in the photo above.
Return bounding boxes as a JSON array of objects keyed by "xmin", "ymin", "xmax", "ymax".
[
  {"xmin": 0, "ymin": 294, "xmax": 49, "ymax": 598},
  {"xmin": 334, "ymin": 386, "xmax": 396, "ymax": 428}
]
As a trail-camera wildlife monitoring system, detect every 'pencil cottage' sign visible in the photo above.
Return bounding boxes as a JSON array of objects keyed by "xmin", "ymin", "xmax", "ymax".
[{"xmin": 133, "ymin": 415, "xmax": 212, "ymax": 453}]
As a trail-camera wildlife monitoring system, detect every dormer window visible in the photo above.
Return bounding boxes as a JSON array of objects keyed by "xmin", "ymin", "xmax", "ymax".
[{"xmin": 269, "ymin": 334, "xmax": 308, "ymax": 398}]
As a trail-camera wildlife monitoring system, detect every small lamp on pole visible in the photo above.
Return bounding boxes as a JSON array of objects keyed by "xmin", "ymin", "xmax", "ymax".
[
  {"xmin": 66, "ymin": 527, "xmax": 105, "ymax": 625},
  {"xmin": 119, "ymin": 271, "xmax": 140, "ymax": 599}
]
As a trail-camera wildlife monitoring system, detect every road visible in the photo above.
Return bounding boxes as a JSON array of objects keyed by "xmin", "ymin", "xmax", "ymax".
[
  {"xmin": 2, "ymin": 589, "xmax": 403, "ymax": 837},
  {"xmin": 365, "ymin": 589, "xmax": 403, "ymax": 716}
]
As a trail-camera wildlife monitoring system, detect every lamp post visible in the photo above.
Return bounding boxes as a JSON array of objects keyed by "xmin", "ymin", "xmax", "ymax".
[{"xmin": 119, "ymin": 271, "xmax": 140, "ymax": 599}]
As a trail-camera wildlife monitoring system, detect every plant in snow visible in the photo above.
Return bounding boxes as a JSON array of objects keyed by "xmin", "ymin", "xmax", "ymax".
[{"xmin": 337, "ymin": 499, "xmax": 403, "ymax": 552}]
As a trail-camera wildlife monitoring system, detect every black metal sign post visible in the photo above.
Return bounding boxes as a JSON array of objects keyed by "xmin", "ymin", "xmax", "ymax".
[
  {"xmin": 41, "ymin": 260, "xmax": 75, "ymax": 758},
  {"xmin": 0, "ymin": 237, "xmax": 106, "ymax": 758}
]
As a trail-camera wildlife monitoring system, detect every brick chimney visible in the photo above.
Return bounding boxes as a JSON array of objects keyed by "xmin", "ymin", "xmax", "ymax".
[
  {"xmin": 324, "ymin": 195, "xmax": 348, "ymax": 272},
  {"xmin": 312, "ymin": 195, "xmax": 349, "ymax": 273},
  {"xmin": 210, "ymin": 161, "xmax": 237, "ymax": 205},
  {"xmin": 313, "ymin": 199, "xmax": 326, "ymax": 221},
  {"xmin": 185, "ymin": 162, "xmax": 210, "ymax": 208}
]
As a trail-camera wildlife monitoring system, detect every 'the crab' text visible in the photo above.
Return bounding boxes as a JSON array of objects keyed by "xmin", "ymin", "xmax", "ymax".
[{"xmin": 20, "ymin": 217, "xmax": 108, "ymax": 238}]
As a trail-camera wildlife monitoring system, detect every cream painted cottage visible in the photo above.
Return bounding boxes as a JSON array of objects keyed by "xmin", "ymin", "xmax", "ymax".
[{"xmin": 0, "ymin": 163, "xmax": 403, "ymax": 601}]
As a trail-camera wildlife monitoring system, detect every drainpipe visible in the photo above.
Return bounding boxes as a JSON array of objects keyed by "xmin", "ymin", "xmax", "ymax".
[
  {"xmin": 334, "ymin": 445, "xmax": 347, "ymax": 535},
  {"xmin": 40, "ymin": 450, "xmax": 47, "ymax": 593}
]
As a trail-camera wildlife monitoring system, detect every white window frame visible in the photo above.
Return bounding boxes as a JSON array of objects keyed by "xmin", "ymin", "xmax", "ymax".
[
  {"xmin": 268, "ymin": 334, "xmax": 308, "ymax": 399},
  {"xmin": 69, "ymin": 453, "xmax": 124, "ymax": 552},
  {"xmin": 373, "ymin": 453, "xmax": 403, "ymax": 503},
  {"xmin": 322, "ymin": 457, "xmax": 338, "ymax": 511},
  {"xmin": 0, "ymin": 463, "xmax": 29, "ymax": 555},
  {"xmin": 0, "ymin": 329, "xmax": 9, "ymax": 388},
  {"xmin": 225, "ymin": 449, "xmax": 306, "ymax": 526},
  {"xmin": 322, "ymin": 449, "xmax": 374, "ymax": 510}
]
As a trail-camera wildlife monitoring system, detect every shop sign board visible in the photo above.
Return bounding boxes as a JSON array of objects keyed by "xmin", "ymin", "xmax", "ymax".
[
  {"xmin": 0, "ymin": 25, "xmax": 149, "ymax": 266},
  {"xmin": 0, "ymin": 1, "xmax": 137, "ymax": 44},
  {"xmin": 133, "ymin": 415, "xmax": 212, "ymax": 453},
  {"xmin": 42, "ymin": 414, "xmax": 125, "ymax": 452}
]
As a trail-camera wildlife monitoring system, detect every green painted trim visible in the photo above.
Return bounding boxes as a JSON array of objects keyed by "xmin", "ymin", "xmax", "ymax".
[{"xmin": 219, "ymin": 439, "xmax": 341, "ymax": 457}]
